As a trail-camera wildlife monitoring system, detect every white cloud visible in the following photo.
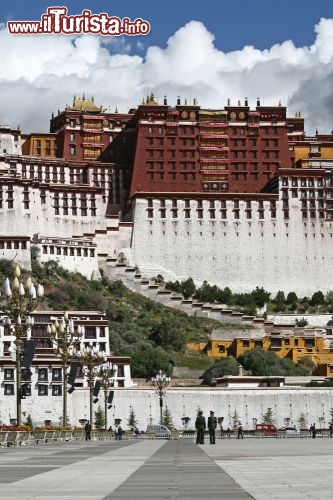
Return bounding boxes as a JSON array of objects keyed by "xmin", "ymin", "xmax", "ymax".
[{"xmin": 1, "ymin": 18, "xmax": 333, "ymax": 134}]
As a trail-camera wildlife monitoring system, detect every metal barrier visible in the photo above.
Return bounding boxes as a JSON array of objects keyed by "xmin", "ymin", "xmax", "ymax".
[{"xmin": 2, "ymin": 428, "xmax": 331, "ymax": 447}]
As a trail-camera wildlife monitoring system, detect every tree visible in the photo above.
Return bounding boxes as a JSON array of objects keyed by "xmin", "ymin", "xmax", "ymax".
[
  {"xmin": 180, "ymin": 278, "xmax": 196, "ymax": 299},
  {"xmin": 94, "ymin": 405, "xmax": 105, "ymax": 429},
  {"xmin": 201, "ymin": 356, "xmax": 240, "ymax": 385},
  {"xmin": 297, "ymin": 412, "xmax": 307, "ymax": 429},
  {"xmin": 286, "ymin": 292, "xmax": 298, "ymax": 304},
  {"xmin": 250, "ymin": 286, "xmax": 270, "ymax": 308},
  {"xmin": 275, "ymin": 291, "xmax": 285, "ymax": 303},
  {"xmin": 310, "ymin": 291, "xmax": 325, "ymax": 306},
  {"xmin": 25, "ymin": 414, "xmax": 33, "ymax": 429},
  {"xmin": 149, "ymin": 319, "xmax": 185, "ymax": 351},
  {"xmin": 295, "ymin": 317, "xmax": 308, "ymax": 327},
  {"xmin": 231, "ymin": 409, "xmax": 241, "ymax": 429},
  {"xmin": 296, "ymin": 356, "xmax": 315, "ymax": 375},
  {"xmin": 162, "ymin": 406, "xmax": 173, "ymax": 428},
  {"xmin": 274, "ymin": 291, "xmax": 286, "ymax": 311},
  {"xmin": 263, "ymin": 408, "xmax": 274, "ymax": 424},
  {"xmin": 127, "ymin": 407, "xmax": 138, "ymax": 430},
  {"xmin": 124, "ymin": 343, "xmax": 172, "ymax": 378},
  {"xmin": 238, "ymin": 347, "xmax": 310, "ymax": 376}
]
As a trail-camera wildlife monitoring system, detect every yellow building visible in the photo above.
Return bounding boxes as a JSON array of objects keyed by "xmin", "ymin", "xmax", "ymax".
[
  {"xmin": 290, "ymin": 133, "xmax": 333, "ymax": 167},
  {"xmin": 22, "ymin": 133, "xmax": 57, "ymax": 158},
  {"xmin": 187, "ymin": 325, "xmax": 333, "ymax": 374}
]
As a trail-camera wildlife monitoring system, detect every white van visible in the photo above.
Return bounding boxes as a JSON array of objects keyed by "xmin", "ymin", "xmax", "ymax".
[{"xmin": 146, "ymin": 424, "xmax": 172, "ymax": 439}]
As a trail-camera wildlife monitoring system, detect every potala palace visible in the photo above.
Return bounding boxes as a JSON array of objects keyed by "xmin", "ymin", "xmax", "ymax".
[{"xmin": 1, "ymin": 94, "xmax": 333, "ymax": 428}]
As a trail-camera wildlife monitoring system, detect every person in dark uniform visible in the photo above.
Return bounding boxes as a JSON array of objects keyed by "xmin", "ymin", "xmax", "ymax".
[
  {"xmin": 85, "ymin": 421, "xmax": 91, "ymax": 441},
  {"xmin": 207, "ymin": 411, "xmax": 217, "ymax": 444},
  {"xmin": 195, "ymin": 411, "xmax": 206, "ymax": 444},
  {"xmin": 237, "ymin": 423, "xmax": 244, "ymax": 439}
]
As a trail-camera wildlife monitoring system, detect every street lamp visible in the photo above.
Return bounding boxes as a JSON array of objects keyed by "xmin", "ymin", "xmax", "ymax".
[
  {"xmin": 47, "ymin": 312, "xmax": 84, "ymax": 427},
  {"xmin": 77, "ymin": 343, "xmax": 105, "ymax": 429},
  {"xmin": 0, "ymin": 264, "xmax": 44, "ymax": 426},
  {"xmin": 96, "ymin": 361, "xmax": 116, "ymax": 430},
  {"xmin": 151, "ymin": 370, "xmax": 171, "ymax": 424}
]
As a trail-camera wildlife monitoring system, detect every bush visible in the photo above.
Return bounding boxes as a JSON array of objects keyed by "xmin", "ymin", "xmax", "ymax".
[{"xmin": 201, "ymin": 357, "xmax": 239, "ymax": 385}]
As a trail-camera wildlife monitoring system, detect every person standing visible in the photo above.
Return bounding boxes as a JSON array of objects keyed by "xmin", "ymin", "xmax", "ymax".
[
  {"xmin": 118, "ymin": 424, "xmax": 123, "ymax": 440},
  {"xmin": 207, "ymin": 411, "xmax": 217, "ymax": 444},
  {"xmin": 195, "ymin": 411, "xmax": 206, "ymax": 444},
  {"xmin": 85, "ymin": 421, "xmax": 91, "ymax": 441},
  {"xmin": 310, "ymin": 423, "xmax": 316, "ymax": 439},
  {"xmin": 237, "ymin": 423, "xmax": 244, "ymax": 439}
]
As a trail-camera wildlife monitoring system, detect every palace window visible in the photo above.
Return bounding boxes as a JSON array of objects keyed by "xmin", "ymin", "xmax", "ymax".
[
  {"xmin": 52, "ymin": 385, "xmax": 62, "ymax": 396},
  {"xmin": 38, "ymin": 368, "xmax": 48, "ymax": 381},
  {"xmin": 38, "ymin": 385, "xmax": 48, "ymax": 396},
  {"xmin": 4, "ymin": 384, "xmax": 14, "ymax": 395},
  {"xmin": 52, "ymin": 368, "xmax": 62, "ymax": 381},
  {"xmin": 4, "ymin": 368, "xmax": 14, "ymax": 380}
]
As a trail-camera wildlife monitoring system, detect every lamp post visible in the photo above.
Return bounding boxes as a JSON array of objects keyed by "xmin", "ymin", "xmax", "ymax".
[
  {"xmin": 77, "ymin": 343, "xmax": 104, "ymax": 429},
  {"xmin": 48, "ymin": 312, "xmax": 84, "ymax": 427},
  {"xmin": 97, "ymin": 361, "xmax": 116, "ymax": 430},
  {"xmin": 151, "ymin": 370, "xmax": 171, "ymax": 424},
  {"xmin": 0, "ymin": 264, "xmax": 44, "ymax": 427}
]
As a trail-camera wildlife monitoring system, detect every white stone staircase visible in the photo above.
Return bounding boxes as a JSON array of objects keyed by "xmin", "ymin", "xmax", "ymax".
[{"xmin": 104, "ymin": 257, "xmax": 273, "ymax": 329}]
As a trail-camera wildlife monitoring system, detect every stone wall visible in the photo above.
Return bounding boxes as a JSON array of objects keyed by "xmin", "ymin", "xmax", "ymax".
[
  {"xmin": 130, "ymin": 195, "xmax": 333, "ymax": 295},
  {"xmin": 1, "ymin": 386, "xmax": 332, "ymax": 431}
]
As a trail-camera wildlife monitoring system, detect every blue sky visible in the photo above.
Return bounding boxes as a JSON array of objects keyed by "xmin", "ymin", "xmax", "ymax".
[
  {"xmin": 1, "ymin": 0, "xmax": 333, "ymax": 52},
  {"xmin": 1, "ymin": 1, "xmax": 333, "ymax": 133}
]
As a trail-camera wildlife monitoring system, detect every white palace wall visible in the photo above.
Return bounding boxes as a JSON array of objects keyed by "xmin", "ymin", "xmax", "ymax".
[
  {"xmin": 0, "ymin": 386, "xmax": 332, "ymax": 430},
  {"xmin": 130, "ymin": 194, "xmax": 333, "ymax": 296}
]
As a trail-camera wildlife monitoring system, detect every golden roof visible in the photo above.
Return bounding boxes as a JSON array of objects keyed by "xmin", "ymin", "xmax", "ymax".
[
  {"xmin": 142, "ymin": 93, "xmax": 158, "ymax": 106},
  {"xmin": 69, "ymin": 95, "xmax": 101, "ymax": 113}
]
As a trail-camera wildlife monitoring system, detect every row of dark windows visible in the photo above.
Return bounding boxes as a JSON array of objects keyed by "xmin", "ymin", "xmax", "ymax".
[
  {"xmin": 281, "ymin": 178, "xmax": 323, "ymax": 187},
  {"xmin": 147, "ymin": 208, "xmax": 328, "ymax": 221},
  {"xmin": 0, "ymin": 240, "xmax": 27, "ymax": 249},
  {"xmin": 54, "ymin": 207, "xmax": 97, "ymax": 216},
  {"xmin": 146, "ymin": 172, "xmax": 196, "ymax": 181},
  {"xmin": 42, "ymin": 245, "xmax": 95, "ymax": 257},
  {"xmin": 147, "ymin": 199, "xmax": 276, "ymax": 209},
  {"xmin": 147, "ymin": 208, "xmax": 280, "ymax": 220},
  {"xmin": 4, "ymin": 384, "xmax": 62, "ymax": 396},
  {"xmin": 146, "ymin": 126, "xmax": 280, "ymax": 136},
  {"xmin": 3, "ymin": 367, "xmax": 61, "ymax": 381}
]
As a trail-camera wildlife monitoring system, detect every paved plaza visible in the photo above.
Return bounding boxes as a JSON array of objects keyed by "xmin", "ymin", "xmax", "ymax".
[{"xmin": 0, "ymin": 437, "xmax": 333, "ymax": 499}]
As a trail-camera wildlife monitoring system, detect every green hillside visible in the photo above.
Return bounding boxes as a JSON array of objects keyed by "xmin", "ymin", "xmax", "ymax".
[{"xmin": 0, "ymin": 259, "xmax": 218, "ymax": 377}]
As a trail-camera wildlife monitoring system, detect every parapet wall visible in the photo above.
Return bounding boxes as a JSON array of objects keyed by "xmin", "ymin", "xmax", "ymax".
[{"xmin": 130, "ymin": 197, "xmax": 333, "ymax": 295}]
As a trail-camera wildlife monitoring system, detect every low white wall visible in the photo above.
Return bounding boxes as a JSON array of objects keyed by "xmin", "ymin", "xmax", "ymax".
[{"xmin": 1, "ymin": 386, "xmax": 332, "ymax": 431}]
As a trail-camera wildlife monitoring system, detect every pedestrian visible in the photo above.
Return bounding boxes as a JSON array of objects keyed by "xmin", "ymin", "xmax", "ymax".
[
  {"xmin": 115, "ymin": 425, "xmax": 119, "ymax": 440},
  {"xmin": 310, "ymin": 423, "xmax": 316, "ymax": 439},
  {"xmin": 208, "ymin": 410, "xmax": 217, "ymax": 444},
  {"xmin": 118, "ymin": 424, "xmax": 123, "ymax": 440},
  {"xmin": 85, "ymin": 421, "xmax": 91, "ymax": 441},
  {"xmin": 237, "ymin": 423, "xmax": 244, "ymax": 439},
  {"xmin": 226, "ymin": 427, "xmax": 231, "ymax": 439},
  {"xmin": 329, "ymin": 423, "xmax": 333, "ymax": 438},
  {"xmin": 195, "ymin": 410, "xmax": 206, "ymax": 444}
]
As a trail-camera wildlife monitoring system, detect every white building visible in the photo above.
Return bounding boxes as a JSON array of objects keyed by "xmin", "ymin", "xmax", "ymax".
[{"xmin": 0, "ymin": 310, "xmax": 133, "ymax": 426}]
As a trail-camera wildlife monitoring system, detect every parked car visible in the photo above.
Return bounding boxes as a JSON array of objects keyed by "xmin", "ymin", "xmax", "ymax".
[
  {"xmin": 279, "ymin": 426, "xmax": 300, "ymax": 437},
  {"xmin": 146, "ymin": 424, "xmax": 172, "ymax": 439},
  {"xmin": 255, "ymin": 423, "xmax": 278, "ymax": 435}
]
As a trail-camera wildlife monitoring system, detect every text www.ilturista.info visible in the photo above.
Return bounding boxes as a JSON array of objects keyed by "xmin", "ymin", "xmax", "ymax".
[{"xmin": 7, "ymin": 7, "xmax": 151, "ymax": 36}]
